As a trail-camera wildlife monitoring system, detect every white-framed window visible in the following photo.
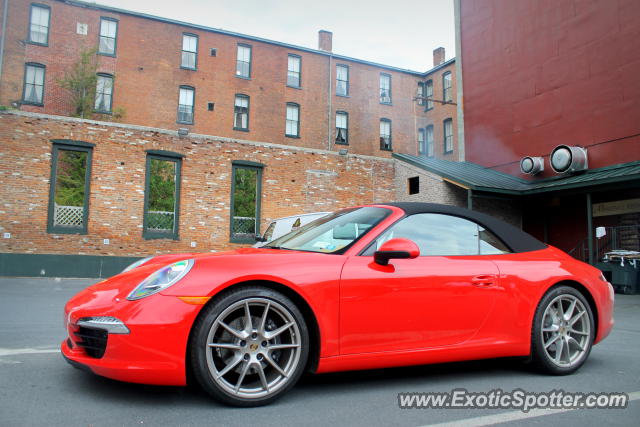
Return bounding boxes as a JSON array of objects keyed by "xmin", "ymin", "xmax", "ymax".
[
  {"xmin": 426, "ymin": 125, "xmax": 434, "ymax": 157},
  {"xmin": 418, "ymin": 128, "xmax": 426, "ymax": 155},
  {"xmin": 426, "ymin": 80, "xmax": 434, "ymax": 109},
  {"xmin": 443, "ymin": 72, "xmax": 452, "ymax": 102}
]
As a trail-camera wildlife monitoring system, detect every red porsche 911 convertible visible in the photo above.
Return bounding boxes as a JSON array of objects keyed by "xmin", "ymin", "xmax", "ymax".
[{"xmin": 62, "ymin": 203, "xmax": 614, "ymax": 406}]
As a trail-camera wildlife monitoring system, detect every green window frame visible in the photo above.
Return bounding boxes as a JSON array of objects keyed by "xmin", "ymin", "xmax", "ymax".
[
  {"xmin": 285, "ymin": 102, "xmax": 300, "ymax": 137},
  {"xmin": 47, "ymin": 140, "xmax": 94, "ymax": 235},
  {"xmin": 98, "ymin": 17, "xmax": 118, "ymax": 57},
  {"xmin": 236, "ymin": 43, "xmax": 252, "ymax": 78},
  {"xmin": 22, "ymin": 62, "xmax": 46, "ymax": 106},
  {"xmin": 143, "ymin": 150, "xmax": 183, "ymax": 240},
  {"xmin": 444, "ymin": 118, "xmax": 453, "ymax": 154},
  {"xmin": 181, "ymin": 33, "xmax": 198, "ymax": 70},
  {"xmin": 443, "ymin": 72, "xmax": 452, "ymax": 102},
  {"xmin": 27, "ymin": 3, "xmax": 50, "ymax": 46},
  {"xmin": 426, "ymin": 124, "xmax": 434, "ymax": 157},
  {"xmin": 379, "ymin": 73, "xmax": 392, "ymax": 104},
  {"xmin": 425, "ymin": 79, "xmax": 434, "ymax": 110},
  {"xmin": 335, "ymin": 111, "xmax": 348, "ymax": 145},
  {"xmin": 287, "ymin": 54, "xmax": 301, "ymax": 88},
  {"xmin": 418, "ymin": 128, "xmax": 426, "ymax": 156},
  {"xmin": 230, "ymin": 161, "xmax": 263, "ymax": 244},
  {"xmin": 177, "ymin": 85, "xmax": 195, "ymax": 124},
  {"xmin": 380, "ymin": 118, "xmax": 392, "ymax": 151},
  {"xmin": 94, "ymin": 73, "xmax": 114, "ymax": 113},
  {"xmin": 336, "ymin": 64, "xmax": 349, "ymax": 96},
  {"xmin": 233, "ymin": 94, "xmax": 250, "ymax": 131}
]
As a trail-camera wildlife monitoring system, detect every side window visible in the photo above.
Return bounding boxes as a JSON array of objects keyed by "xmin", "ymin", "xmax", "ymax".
[
  {"xmin": 367, "ymin": 213, "xmax": 511, "ymax": 256},
  {"xmin": 143, "ymin": 152, "xmax": 182, "ymax": 239},
  {"xmin": 230, "ymin": 162, "xmax": 263, "ymax": 243},
  {"xmin": 47, "ymin": 141, "xmax": 93, "ymax": 234}
]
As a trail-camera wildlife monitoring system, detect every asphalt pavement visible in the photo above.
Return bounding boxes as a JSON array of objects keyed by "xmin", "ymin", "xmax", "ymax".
[{"xmin": 1, "ymin": 277, "xmax": 639, "ymax": 427}]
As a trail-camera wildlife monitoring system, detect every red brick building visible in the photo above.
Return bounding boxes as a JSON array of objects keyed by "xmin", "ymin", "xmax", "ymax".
[
  {"xmin": 0, "ymin": 0, "xmax": 458, "ymax": 276},
  {"xmin": 395, "ymin": 0, "xmax": 640, "ymax": 273}
]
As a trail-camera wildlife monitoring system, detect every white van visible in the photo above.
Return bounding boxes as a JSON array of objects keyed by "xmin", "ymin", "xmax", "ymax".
[{"xmin": 253, "ymin": 212, "xmax": 330, "ymax": 247}]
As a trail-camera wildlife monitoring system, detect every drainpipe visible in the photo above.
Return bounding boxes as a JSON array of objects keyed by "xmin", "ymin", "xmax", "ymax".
[
  {"xmin": 587, "ymin": 193, "xmax": 594, "ymax": 264},
  {"xmin": 0, "ymin": 0, "xmax": 9, "ymax": 93},
  {"xmin": 327, "ymin": 54, "xmax": 333, "ymax": 151}
]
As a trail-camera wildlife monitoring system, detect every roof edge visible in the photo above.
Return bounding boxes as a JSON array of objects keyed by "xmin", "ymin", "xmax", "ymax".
[{"xmin": 58, "ymin": 0, "xmax": 454, "ymax": 76}]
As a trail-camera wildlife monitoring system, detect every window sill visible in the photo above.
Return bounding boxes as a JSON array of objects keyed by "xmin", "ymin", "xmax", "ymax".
[
  {"xmin": 335, "ymin": 141, "xmax": 349, "ymax": 146},
  {"xmin": 233, "ymin": 127, "xmax": 249, "ymax": 132},
  {"xmin": 180, "ymin": 66, "xmax": 197, "ymax": 71},
  {"xmin": 230, "ymin": 237, "xmax": 259, "ymax": 244},
  {"xmin": 143, "ymin": 232, "xmax": 179, "ymax": 240},
  {"xmin": 97, "ymin": 52, "xmax": 117, "ymax": 58},
  {"xmin": 336, "ymin": 94, "xmax": 350, "ymax": 98},
  {"xmin": 47, "ymin": 226, "xmax": 86, "ymax": 235},
  {"xmin": 286, "ymin": 85, "xmax": 302, "ymax": 90},
  {"xmin": 25, "ymin": 40, "xmax": 48, "ymax": 47},
  {"xmin": 21, "ymin": 101, "xmax": 44, "ymax": 107},
  {"xmin": 285, "ymin": 134, "xmax": 300, "ymax": 139},
  {"xmin": 380, "ymin": 102, "xmax": 393, "ymax": 106},
  {"xmin": 235, "ymin": 75, "xmax": 251, "ymax": 80},
  {"xmin": 177, "ymin": 120, "xmax": 194, "ymax": 125},
  {"xmin": 380, "ymin": 147, "xmax": 393, "ymax": 152},
  {"xmin": 444, "ymin": 150, "xmax": 454, "ymax": 155},
  {"xmin": 94, "ymin": 110, "xmax": 112, "ymax": 115}
]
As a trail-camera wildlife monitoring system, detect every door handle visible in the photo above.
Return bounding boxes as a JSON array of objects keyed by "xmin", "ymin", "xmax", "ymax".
[{"xmin": 471, "ymin": 275, "xmax": 497, "ymax": 286}]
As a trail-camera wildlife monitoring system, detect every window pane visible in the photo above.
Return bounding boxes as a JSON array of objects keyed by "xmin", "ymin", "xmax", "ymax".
[
  {"xmin": 336, "ymin": 112, "xmax": 346, "ymax": 128},
  {"xmin": 53, "ymin": 150, "xmax": 87, "ymax": 228},
  {"xmin": 374, "ymin": 213, "xmax": 510, "ymax": 256},
  {"xmin": 29, "ymin": 6, "xmax": 49, "ymax": 43},
  {"xmin": 232, "ymin": 167, "xmax": 258, "ymax": 238},
  {"xmin": 24, "ymin": 65, "xmax": 45, "ymax": 104},
  {"xmin": 427, "ymin": 126, "xmax": 434, "ymax": 157},
  {"xmin": 95, "ymin": 75, "xmax": 113, "ymax": 111},
  {"xmin": 147, "ymin": 159, "xmax": 177, "ymax": 232}
]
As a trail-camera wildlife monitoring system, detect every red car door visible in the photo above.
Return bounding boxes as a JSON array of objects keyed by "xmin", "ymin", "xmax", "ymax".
[{"xmin": 339, "ymin": 213, "xmax": 510, "ymax": 355}]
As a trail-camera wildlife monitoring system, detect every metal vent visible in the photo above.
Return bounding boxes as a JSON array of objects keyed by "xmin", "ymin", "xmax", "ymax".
[
  {"xmin": 520, "ymin": 156, "xmax": 544, "ymax": 175},
  {"xmin": 550, "ymin": 145, "xmax": 588, "ymax": 174}
]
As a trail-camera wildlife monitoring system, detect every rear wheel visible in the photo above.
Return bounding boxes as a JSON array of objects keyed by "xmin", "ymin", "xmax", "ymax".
[
  {"xmin": 531, "ymin": 286, "xmax": 594, "ymax": 375},
  {"xmin": 190, "ymin": 287, "xmax": 309, "ymax": 406}
]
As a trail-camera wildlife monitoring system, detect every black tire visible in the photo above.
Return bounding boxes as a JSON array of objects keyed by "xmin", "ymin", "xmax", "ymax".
[
  {"xmin": 190, "ymin": 286, "xmax": 309, "ymax": 406},
  {"xmin": 530, "ymin": 285, "xmax": 594, "ymax": 375}
]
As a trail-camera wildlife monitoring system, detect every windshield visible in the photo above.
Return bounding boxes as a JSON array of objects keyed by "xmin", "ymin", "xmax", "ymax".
[{"xmin": 264, "ymin": 207, "xmax": 391, "ymax": 254}]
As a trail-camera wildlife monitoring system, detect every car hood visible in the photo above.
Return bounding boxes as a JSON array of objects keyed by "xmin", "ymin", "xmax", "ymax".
[{"xmin": 71, "ymin": 248, "xmax": 345, "ymax": 305}]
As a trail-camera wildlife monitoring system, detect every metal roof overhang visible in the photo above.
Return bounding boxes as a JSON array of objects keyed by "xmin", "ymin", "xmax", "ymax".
[{"xmin": 393, "ymin": 154, "xmax": 640, "ymax": 197}]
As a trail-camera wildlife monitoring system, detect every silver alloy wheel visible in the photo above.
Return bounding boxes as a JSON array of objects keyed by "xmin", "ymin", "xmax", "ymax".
[
  {"xmin": 541, "ymin": 294, "xmax": 591, "ymax": 368},
  {"xmin": 204, "ymin": 297, "xmax": 302, "ymax": 399}
]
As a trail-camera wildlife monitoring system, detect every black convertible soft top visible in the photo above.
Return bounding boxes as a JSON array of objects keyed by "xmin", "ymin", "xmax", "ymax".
[{"xmin": 380, "ymin": 202, "xmax": 547, "ymax": 253}]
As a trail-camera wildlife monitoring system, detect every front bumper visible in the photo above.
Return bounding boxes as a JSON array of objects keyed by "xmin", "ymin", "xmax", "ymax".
[{"xmin": 62, "ymin": 293, "xmax": 203, "ymax": 386}]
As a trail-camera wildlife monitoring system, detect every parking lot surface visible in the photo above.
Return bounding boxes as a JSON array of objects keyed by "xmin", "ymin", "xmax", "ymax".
[{"xmin": 1, "ymin": 277, "xmax": 638, "ymax": 426}]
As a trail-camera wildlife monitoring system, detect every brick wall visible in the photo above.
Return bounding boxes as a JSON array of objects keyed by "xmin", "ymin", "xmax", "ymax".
[
  {"xmin": 0, "ymin": 0, "xmax": 456, "ymax": 160},
  {"xmin": 394, "ymin": 160, "xmax": 521, "ymax": 227},
  {"xmin": 0, "ymin": 111, "xmax": 394, "ymax": 257}
]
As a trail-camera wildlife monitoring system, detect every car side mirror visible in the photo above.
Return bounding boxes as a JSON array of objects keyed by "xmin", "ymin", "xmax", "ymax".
[
  {"xmin": 374, "ymin": 238, "xmax": 420, "ymax": 266},
  {"xmin": 255, "ymin": 234, "xmax": 267, "ymax": 242}
]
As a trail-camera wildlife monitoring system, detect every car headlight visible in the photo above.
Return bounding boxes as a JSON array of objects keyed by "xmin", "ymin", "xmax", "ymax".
[
  {"xmin": 127, "ymin": 259, "xmax": 194, "ymax": 300},
  {"xmin": 121, "ymin": 256, "xmax": 155, "ymax": 273}
]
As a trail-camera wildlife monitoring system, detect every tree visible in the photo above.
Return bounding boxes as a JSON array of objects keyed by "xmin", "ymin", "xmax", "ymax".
[{"xmin": 59, "ymin": 48, "xmax": 98, "ymax": 118}]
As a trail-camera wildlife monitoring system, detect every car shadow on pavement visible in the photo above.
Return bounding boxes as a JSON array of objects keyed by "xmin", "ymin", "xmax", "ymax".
[{"xmin": 60, "ymin": 356, "xmax": 533, "ymax": 408}]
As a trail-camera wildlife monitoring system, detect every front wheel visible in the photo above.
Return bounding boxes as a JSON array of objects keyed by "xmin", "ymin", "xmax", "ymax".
[
  {"xmin": 190, "ymin": 287, "xmax": 309, "ymax": 406},
  {"xmin": 531, "ymin": 286, "xmax": 594, "ymax": 375}
]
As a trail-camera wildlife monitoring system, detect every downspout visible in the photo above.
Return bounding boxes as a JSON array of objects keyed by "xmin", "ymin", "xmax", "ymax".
[
  {"xmin": 587, "ymin": 193, "xmax": 594, "ymax": 265},
  {"xmin": 327, "ymin": 54, "xmax": 333, "ymax": 151},
  {"xmin": 0, "ymin": 0, "xmax": 9, "ymax": 94},
  {"xmin": 454, "ymin": 0, "xmax": 466, "ymax": 161}
]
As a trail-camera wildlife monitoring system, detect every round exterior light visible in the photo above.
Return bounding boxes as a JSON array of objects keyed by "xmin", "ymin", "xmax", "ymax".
[
  {"xmin": 520, "ymin": 156, "xmax": 544, "ymax": 175},
  {"xmin": 550, "ymin": 145, "xmax": 588, "ymax": 174}
]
